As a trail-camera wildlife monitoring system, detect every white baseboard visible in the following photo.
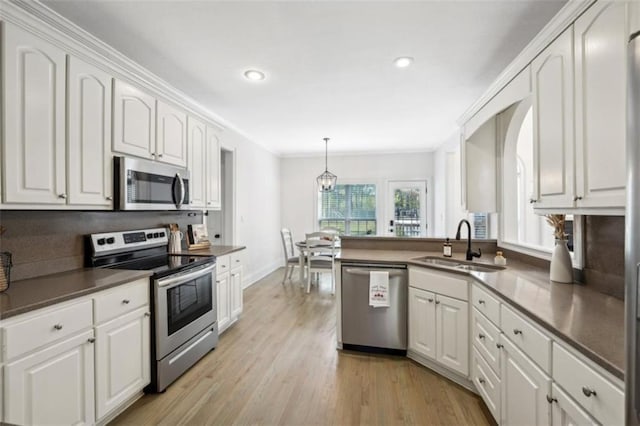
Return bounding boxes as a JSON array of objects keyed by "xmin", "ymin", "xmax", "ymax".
[{"xmin": 243, "ymin": 259, "xmax": 281, "ymax": 289}]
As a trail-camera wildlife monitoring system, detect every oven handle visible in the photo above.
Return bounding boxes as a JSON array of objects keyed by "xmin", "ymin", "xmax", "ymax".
[
  {"xmin": 175, "ymin": 172, "xmax": 185, "ymax": 209},
  {"xmin": 156, "ymin": 263, "xmax": 215, "ymax": 288}
]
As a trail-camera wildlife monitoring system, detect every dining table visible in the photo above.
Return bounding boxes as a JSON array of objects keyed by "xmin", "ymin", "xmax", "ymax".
[{"xmin": 294, "ymin": 240, "xmax": 341, "ymax": 284}]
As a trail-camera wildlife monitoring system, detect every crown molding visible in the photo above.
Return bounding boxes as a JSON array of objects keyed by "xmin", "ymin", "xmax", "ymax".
[
  {"xmin": 0, "ymin": 0, "xmax": 230, "ymax": 132},
  {"xmin": 457, "ymin": 0, "xmax": 596, "ymax": 127}
]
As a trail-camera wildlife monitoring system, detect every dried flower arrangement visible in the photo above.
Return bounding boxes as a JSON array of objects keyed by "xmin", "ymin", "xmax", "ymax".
[{"xmin": 545, "ymin": 214, "xmax": 568, "ymax": 240}]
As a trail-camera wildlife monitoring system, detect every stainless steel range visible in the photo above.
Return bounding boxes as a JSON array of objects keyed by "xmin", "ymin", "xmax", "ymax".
[{"xmin": 87, "ymin": 227, "xmax": 217, "ymax": 392}]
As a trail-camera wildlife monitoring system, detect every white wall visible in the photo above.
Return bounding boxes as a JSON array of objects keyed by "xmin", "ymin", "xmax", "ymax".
[
  {"xmin": 280, "ymin": 151, "xmax": 434, "ymax": 241},
  {"xmin": 209, "ymin": 129, "xmax": 282, "ymax": 288}
]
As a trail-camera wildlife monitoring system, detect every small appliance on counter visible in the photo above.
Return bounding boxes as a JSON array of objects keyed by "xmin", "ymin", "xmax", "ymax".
[{"xmin": 86, "ymin": 227, "xmax": 217, "ymax": 392}]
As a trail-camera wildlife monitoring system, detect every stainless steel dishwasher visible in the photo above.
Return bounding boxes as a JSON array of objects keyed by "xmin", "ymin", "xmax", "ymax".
[{"xmin": 341, "ymin": 263, "xmax": 408, "ymax": 355}]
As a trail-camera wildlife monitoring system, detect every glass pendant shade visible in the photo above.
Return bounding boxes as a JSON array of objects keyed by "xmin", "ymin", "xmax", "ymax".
[{"xmin": 317, "ymin": 137, "xmax": 337, "ymax": 192}]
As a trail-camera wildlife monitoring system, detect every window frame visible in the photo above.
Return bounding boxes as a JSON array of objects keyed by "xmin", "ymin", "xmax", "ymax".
[{"xmin": 315, "ymin": 181, "xmax": 379, "ymax": 236}]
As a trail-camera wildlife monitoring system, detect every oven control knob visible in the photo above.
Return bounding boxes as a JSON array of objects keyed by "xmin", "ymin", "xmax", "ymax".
[
  {"xmin": 160, "ymin": 232, "xmax": 165, "ymax": 237},
  {"xmin": 153, "ymin": 232, "xmax": 159, "ymax": 238},
  {"xmin": 97, "ymin": 238, "xmax": 106, "ymax": 246},
  {"xmin": 146, "ymin": 233, "xmax": 153, "ymax": 239},
  {"xmin": 106, "ymin": 237, "xmax": 115, "ymax": 244}
]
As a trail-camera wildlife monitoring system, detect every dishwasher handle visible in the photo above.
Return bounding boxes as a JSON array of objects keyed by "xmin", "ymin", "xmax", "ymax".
[{"xmin": 343, "ymin": 268, "xmax": 406, "ymax": 277}]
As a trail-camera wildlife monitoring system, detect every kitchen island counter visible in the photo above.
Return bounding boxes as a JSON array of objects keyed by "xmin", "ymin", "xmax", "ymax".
[{"xmin": 337, "ymin": 248, "xmax": 624, "ymax": 380}]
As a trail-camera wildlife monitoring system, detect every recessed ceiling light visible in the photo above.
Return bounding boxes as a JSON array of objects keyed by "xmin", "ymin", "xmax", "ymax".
[
  {"xmin": 244, "ymin": 69, "xmax": 266, "ymax": 81},
  {"xmin": 393, "ymin": 57, "xmax": 414, "ymax": 68}
]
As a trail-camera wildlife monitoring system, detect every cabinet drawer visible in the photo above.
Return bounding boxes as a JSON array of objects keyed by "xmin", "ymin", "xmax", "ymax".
[
  {"xmin": 230, "ymin": 250, "xmax": 244, "ymax": 268},
  {"xmin": 94, "ymin": 279, "xmax": 149, "ymax": 324},
  {"xmin": 500, "ymin": 304, "xmax": 551, "ymax": 373},
  {"xmin": 471, "ymin": 284, "xmax": 500, "ymax": 325},
  {"xmin": 552, "ymin": 342, "xmax": 624, "ymax": 426},
  {"xmin": 472, "ymin": 307, "xmax": 501, "ymax": 376},
  {"xmin": 2, "ymin": 300, "xmax": 93, "ymax": 361},
  {"xmin": 217, "ymin": 255, "xmax": 230, "ymax": 274},
  {"xmin": 409, "ymin": 267, "xmax": 468, "ymax": 301},
  {"xmin": 472, "ymin": 347, "xmax": 500, "ymax": 423}
]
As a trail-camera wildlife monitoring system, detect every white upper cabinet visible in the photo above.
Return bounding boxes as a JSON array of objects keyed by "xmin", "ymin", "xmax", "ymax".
[
  {"xmin": 156, "ymin": 100, "xmax": 188, "ymax": 167},
  {"xmin": 531, "ymin": 26, "xmax": 575, "ymax": 210},
  {"xmin": 188, "ymin": 116, "xmax": 207, "ymax": 208},
  {"xmin": 574, "ymin": 1, "xmax": 627, "ymax": 209},
  {"xmin": 206, "ymin": 126, "xmax": 222, "ymax": 210},
  {"xmin": 112, "ymin": 79, "xmax": 156, "ymax": 161},
  {"xmin": 67, "ymin": 56, "xmax": 113, "ymax": 207},
  {"xmin": 3, "ymin": 23, "xmax": 67, "ymax": 205}
]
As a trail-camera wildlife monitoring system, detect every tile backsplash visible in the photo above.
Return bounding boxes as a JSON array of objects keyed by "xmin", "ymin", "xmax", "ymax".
[{"xmin": 0, "ymin": 210, "xmax": 202, "ymax": 281}]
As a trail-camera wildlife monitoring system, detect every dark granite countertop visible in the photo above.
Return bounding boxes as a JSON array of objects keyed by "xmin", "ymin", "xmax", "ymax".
[
  {"xmin": 0, "ymin": 268, "xmax": 153, "ymax": 320},
  {"xmin": 337, "ymin": 248, "xmax": 625, "ymax": 381},
  {"xmin": 184, "ymin": 245, "xmax": 246, "ymax": 257}
]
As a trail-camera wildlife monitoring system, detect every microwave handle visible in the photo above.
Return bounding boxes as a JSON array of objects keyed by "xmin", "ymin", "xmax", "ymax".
[{"xmin": 175, "ymin": 173, "xmax": 185, "ymax": 209}]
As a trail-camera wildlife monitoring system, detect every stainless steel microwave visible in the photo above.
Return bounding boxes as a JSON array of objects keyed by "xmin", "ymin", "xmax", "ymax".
[{"xmin": 114, "ymin": 156, "xmax": 190, "ymax": 210}]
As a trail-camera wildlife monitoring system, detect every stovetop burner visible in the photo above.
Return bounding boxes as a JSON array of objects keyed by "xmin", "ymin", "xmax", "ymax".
[{"xmin": 107, "ymin": 254, "xmax": 215, "ymax": 278}]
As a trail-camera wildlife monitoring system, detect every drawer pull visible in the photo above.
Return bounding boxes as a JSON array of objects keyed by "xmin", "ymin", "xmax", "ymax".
[
  {"xmin": 496, "ymin": 343, "xmax": 504, "ymax": 349},
  {"xmin": 235, "ymin": 259, "xmax": 240, "ymax": 263},
  {"xmin": 582, "ymin": 387, "xmax": 597, "ymax": 397},
  {"xmin": 87, "ymin": 337, "xmax": 96, "ymax": 344},
  {"xmin": 513, "ymin": 329, "xmax": 523, "ymax": 335},
  {"xmin": 478, "ymin": 299, "xmax": 486, "ymax": 305},
  {"xmin": 122, "ymin": 299, "xmax": 130, "ymax": 304},
  {"xmin": 53, "ymin": 324, "xmax": 63, "ymax": 331},
  {"xmin": 144, "ymin": 312, "xmax": 151, "ymax": 317},
  {"xmin": 546, "ymin": 395, "xmax": 557, "ymax": 404},
  {"xmin": 478, "ymin": 377, "xmax": 486, "ymax": 385},
  {"xmin": 435, "ymin": 300, "xmax": 441, "ymax": 305},
  {"xmin": 427, "ymin": 298, "xmax": 434, "ymax": 303},
  {"xmin": 478, "ymin": 333, "xmax": 486, "ymax": 340}
]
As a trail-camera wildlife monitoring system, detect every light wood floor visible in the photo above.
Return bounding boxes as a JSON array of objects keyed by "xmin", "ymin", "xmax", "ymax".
[{"xmin": 112, "ymin": 269, "xmax": 491, "ymax": 425}]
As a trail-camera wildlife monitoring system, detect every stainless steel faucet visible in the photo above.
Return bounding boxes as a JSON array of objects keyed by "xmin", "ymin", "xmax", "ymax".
[{"xmin": 455, "ymin": 219, "xmax": 481, "ymax": 261}]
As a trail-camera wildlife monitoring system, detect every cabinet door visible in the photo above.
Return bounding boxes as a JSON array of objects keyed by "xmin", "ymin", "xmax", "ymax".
[
  {"xmin": 436, "ymin": 294, "xmax": 468, "ymax": 376},
  {"xmin": 500, "ymin": 335, "xmax": 551, "ymax": 426},
  {"xmin": 408, "ymin": 287, "xmax": 436, "ymax": 360},
  {"xmin": 3, "ymin": 23, "xmax": 66, "ymax": 205},
  {"xmin": 188, "ymin": 116, "xmax": 207, "ymax": 208},
  {"xmin": 206, "ymin": 126, "xmax": 222, "ymax": 210},
  {"xmin": 531, "ymin": 27, "xmax": 575, "ymax": 209},
  {"xmin": 574, "ymin": 1, "xmax": 627, "ymax": 209},
  {"xmin": 95, "ymin": 307, "xmax": 150, "ymax": 421},
  {"xmin": 4, "ymin": 331, "xmax": 95, "ymax": 426},
  {"xmin": 230, "ymin": 267, "xmax": 243, "ymax": 318},
  {"xmin": 156, "ymin": 100, "xmax": 187, "ymax": 167},
  {"xmin": 67, "ymin": 56, "xmax": 113, "ymax": 207},
  {"xmin": 112, "ymin": 79, "xmax": 156, "ymax": 160},
  {"xmin": 551, "ymin": 383, "xmax": 598, "ymax": 426},
  {"xmin": 217, "ymin": 272, "xmax": 231, "ymax": 333}
]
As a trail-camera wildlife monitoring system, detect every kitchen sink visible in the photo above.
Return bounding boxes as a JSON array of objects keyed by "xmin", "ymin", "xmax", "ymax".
[{"xmin": 410, "ymin": 256, "xmax": 505, "ymax": 273}]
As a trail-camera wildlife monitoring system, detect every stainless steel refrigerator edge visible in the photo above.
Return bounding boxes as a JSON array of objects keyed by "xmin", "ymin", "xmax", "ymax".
[{"xmin": 626, "ymin": 30, "xmax": 640, "ymax": 426}]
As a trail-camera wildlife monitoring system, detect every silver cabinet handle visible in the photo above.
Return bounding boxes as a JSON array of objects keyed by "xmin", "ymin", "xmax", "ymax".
[
  {"xmin": 58, "ymin": 194, "xmax": 67, "ymax": 199},
  {"xmin": 158, "ymin": 153, "xmax": 163, "ymax": 158},
  {"xmin": 513, "ymin": 329, "xmax": 523, "ymax": 335},
  {"xmin": 144, "ymin": 312, "xmax": 151, "ymax": 317},
  {"xmin": 574, "ymin": 195, "xmax": 583, "ymax": 201},
  {"xmin": 529, "ymin": 198, "xmax": 537, "ymax": 203},
  {"xmin": 106, "ymin": 196, "xmax": 112, "ymax": 201},
  {"xmin": 122, "ymin": 299, "xmax": 130, "ymax": 304},
  {"xmin": 53, "ymin": 324, "xmax": 63, "ymax": 330},
  {"xmin": 478, "ymin": 299, "xmax": 485, "ymax": 305},
  {"xmin": 87, "ymin": 337, "xmax": 96, "ymax": 344},
  {"xmin": 427, "ymin": 298, "xmax": 434, "ymax": 303},
  {"xmin": 582, "ymin": 387, "xmax": 597, "ymax": 397},
  {"xmin": 478, "ymin": 333, "xmax": 486, "ymax": 340},
  {"xmin": 546, "ymin": 395, "xmax": 557, "ymax": 404},
  {"xmin": 496, "ymin": 343, "xmax": 504, "ymax": 349},
  {"xmin": 478, "ymin": 377, "xmax": 486, "ymax": 385},
  {"xmin": 435, "ymin": 300, "xmax": 441, "ymax": 304}
]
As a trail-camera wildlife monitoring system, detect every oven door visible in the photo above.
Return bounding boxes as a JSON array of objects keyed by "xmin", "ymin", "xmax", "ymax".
[
  {"xmin": 155, "ymin": 262, "xmax": 216, "ymax": 360},
  {"xmin": 116, "ymin": 156, "xmax": 190, "ymax": 210}
]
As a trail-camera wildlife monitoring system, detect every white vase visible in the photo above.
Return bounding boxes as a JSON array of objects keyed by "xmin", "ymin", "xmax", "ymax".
[{"xmin": 550, "ymin": 239, "xmax": 572, "ymax": 283}]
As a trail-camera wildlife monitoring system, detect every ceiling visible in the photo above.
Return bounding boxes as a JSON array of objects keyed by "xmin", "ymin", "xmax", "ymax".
[{"xmin": 43, "ymin": 0, "xmax": 566, "ymax": 156}]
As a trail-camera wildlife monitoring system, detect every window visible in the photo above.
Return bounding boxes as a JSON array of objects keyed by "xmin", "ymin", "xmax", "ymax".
[
  {"xmin": 318, "ymin": 184, "xmax": 376, "ymax": 235},
  {"xmin": 502, "ymin": 102, "xmax": 574, "ymax": 253}
]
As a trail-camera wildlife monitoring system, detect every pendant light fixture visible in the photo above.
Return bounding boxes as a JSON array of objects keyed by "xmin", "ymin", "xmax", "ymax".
[{"xmin": 317, "ymin": 137, "xmax": 337, "ymax": 192}]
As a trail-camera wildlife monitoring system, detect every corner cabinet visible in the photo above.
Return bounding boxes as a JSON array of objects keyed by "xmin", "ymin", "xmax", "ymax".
[
  {"xmin": 408, "ymin": 267, "xmax": 469, "ymax": 378},
  {"xmin": 216, "ymin": 249, "xmax": 244, "ymax": 334}
]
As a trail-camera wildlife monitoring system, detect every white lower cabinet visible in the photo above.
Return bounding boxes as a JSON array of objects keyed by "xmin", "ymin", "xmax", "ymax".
[
  {"xmin": 217, "ymin": 249, "xmax": 245, "ymax": 334},
  {"xmin": 550, "ymin": 383, "xmax": 598, "ymax": 426},
  {"xmin": 4, "ymin": 330, "xmax": 95, "ymax": 425},
  {"xmin": 472, "ymin": 346, "xmax": 501, "ymax": 422},
  {"xmin": 408, "ymin": 267, "xmax": 469, "ymax": 377},
  {"xmin": 94, "ymin": 306, "xmax": 150, "ymax": 420},
  {"xmin": 500, "ymin": 334, "xmax": 551, "ymax": 425}
]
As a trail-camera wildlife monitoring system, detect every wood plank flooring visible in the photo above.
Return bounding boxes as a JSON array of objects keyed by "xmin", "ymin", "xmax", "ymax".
[{"xmin": 111, "ymin": 269, "xmax": 491, "ymax": 425}]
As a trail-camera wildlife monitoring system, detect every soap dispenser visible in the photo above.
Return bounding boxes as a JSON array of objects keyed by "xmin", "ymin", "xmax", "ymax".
[{"xmin": 443, "ymin": 238, "xmax": 452, "ymax": 257}]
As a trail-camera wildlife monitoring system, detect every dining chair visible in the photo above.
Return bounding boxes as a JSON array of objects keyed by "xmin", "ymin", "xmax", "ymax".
[
  {"xmin": 304, "ymin": 231, "xmax": 338, "ymax": 294},
  {"xmin": 280, "ymin": 228, "xmax": 304, "ymax": 285}
]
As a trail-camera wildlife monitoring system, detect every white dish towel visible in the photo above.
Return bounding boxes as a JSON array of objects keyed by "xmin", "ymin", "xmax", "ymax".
[{"xmin": 369, "ymin": 271, "xmax": 390, "ymax": 308}]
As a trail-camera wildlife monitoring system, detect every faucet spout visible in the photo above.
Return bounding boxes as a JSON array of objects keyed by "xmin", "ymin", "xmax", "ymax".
[{"xmin": 455, "ymin": 219, "xmax": 482, "ymax": 261}]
